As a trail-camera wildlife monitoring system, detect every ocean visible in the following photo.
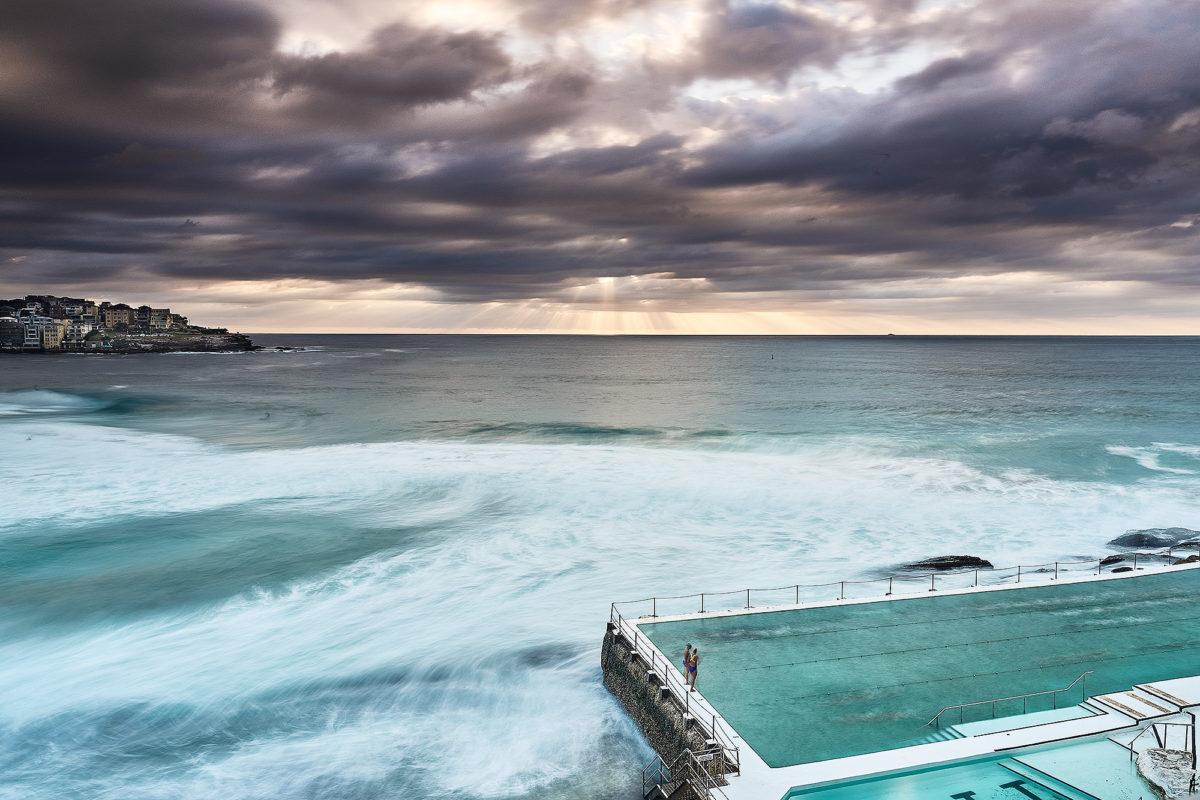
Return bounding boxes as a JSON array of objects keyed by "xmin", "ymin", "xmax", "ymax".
[{"xmin": 2, "ymin": 335, "xmax": 1199, "ymax": 799}]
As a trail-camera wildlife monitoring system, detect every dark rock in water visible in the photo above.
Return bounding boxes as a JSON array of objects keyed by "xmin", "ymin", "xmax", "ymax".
[
  {"xmin": 1173, "ymin": 554, "xmax": 1200, "ymax": 565},
  {"xmin": 1100, "ymin": 555, "xmax": 1125, "ymax": 566},
  {"xmin": 1112, "ymin": 566, "xmax": 1134, "ymax": 573},
  {"xmin": 1108, "ymin": 528, "xmax": 1200, "ymax": 549},
  {"xmin": 900, "ymin": 555, "xmax": 993, "ymax": 571}
]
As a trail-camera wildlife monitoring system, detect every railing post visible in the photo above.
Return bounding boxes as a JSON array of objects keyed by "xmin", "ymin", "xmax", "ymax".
[
  {"xmin": 930, "ymin": 573, "xmax": 935, "ymax": 592},
  {"xmin": 652, "ymin": 597, "xmax": 657, "ymax": 617},
  {"xmin": 795, "ymin": 584, "xmax": 800, "ymax": 604},
  {"xmin": 1134, "ymin": 553, "xmax": 1138, "ymax": 571},
  {"xmin": 700, "ymin": 593, "xmax": 705, "ymax": 613},
  {"xmin": 887, "ymin": 577, "xmax": 893, "ymax": 596},
  {"xmin": 840, "ymin": 581, "xmax": 845, "ymax": 600},
  {"xmin": 975, "ymin": 569, "xmax": 979, "ymax": 587},
  {"xmin": 745, "ymin": 589, "xmax": 751, "ymax": 609},
  {"xmin": 1097, "ymin": 558, "xmax": 1101, "ymax": 575},
  {"xmin": 1055, "ymin": 562, "xmax": 1059, "ymax": 580},
  {"xmin": 1017, "ymin": 565, "xmax": 1021, "ymax": 584}
]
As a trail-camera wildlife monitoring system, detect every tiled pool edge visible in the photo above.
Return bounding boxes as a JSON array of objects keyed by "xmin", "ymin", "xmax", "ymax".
[{"xmin": 607, "ymin": 561, "xmax": 1200, "ymax": 800}]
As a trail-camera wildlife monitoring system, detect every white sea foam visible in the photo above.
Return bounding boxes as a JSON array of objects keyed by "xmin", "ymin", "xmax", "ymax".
[
  {"xmin": 1108, "ymin": 442, "xmax": 1200, "ymax": 474},
  {"xmin": 5, "ymin": 408, "xmax": 1200, "ymax": 798},
  {"xmin": 0, "ymin": 389, "xmax": 107, "ymax": 416}
]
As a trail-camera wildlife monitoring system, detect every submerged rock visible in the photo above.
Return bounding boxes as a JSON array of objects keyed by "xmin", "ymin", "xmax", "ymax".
[
  {"xmin": 1108, "ymin": 527, "xmax": 1200, "ymax": 549},
  {"xmin": 1100, "ymin": 554, "xmax": 1126, "ymax": 566},
  {"xmin": 899, "ymin": 555, "xmax": 993, "ymax": 571}
]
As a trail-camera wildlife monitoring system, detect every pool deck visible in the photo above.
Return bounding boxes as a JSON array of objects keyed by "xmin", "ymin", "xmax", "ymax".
[{"xmin": 614, "ymin": 561, "xmax": 1200, "ymax": 800}]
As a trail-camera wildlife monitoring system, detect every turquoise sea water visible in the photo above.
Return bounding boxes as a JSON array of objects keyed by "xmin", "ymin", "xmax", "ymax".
[{"xmin": 3, "ymin": 335, "xmax": 1200, "ymax": 799}]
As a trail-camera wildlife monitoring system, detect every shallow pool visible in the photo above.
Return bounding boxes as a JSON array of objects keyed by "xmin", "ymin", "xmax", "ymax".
[{"xmin": 782, "ymin": 736, "xmax": 1153, "ymax": 800}]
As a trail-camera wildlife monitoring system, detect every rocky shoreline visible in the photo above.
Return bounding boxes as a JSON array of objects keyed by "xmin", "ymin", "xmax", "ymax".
[{"xmin": 1, "ymin": 330, "xmax": 258, "ymax": 354}]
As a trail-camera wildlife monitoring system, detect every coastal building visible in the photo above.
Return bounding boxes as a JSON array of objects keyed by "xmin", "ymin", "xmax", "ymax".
[
  {"xmin": 606, "ymin": 554, "xmax": 1200, "ymax": 800},
  {"xmin": 40, "ymin": 320, "xmax": 66, "ymax": 350},
  {"xmin": 102, "ymin": 304, "xmax": 135, "ymax": 329},
  {"xmin": 22, "ymin": 322, "xmax": 42, "ymax": 350},
  {"xmin": 0, "ymin": 316, "xmax": 22, "ymax": 349},
  {"xmin": 64, "ymin": 320, "xmax": 93, "ymax": 348}
]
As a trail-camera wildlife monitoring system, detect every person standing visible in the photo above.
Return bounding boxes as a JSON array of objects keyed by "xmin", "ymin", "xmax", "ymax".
[
  {"xmin": 683, "ymin": 643, "xmax": 692, "ymax": 675},
  {"xmin": 688, "ymin": 648, "xmax": 700, "ymax": 691}
]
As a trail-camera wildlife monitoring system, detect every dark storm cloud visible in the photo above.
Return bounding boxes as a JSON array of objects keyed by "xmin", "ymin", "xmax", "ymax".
[
  {"xmin": 2, "ymin": 0, "xmax": 1200, "ymax": 311},
  {"xmin": 893, "ymin": 53, "xmax": 998, "ymax": 95},
  {"xmin": 685, "ymin": 1, "xmax": 1200, "ymax": 227},
  {"xmin": 0, "ymin": 0, "xmax": 278, "ymax": 134},
  {"xmin": 272, "ymin": 23, "xmax": 512, "ymax": 112},
  {"xmin": 0, "ymin": 0, "xmax": 279, "ymax": 86},
  {"xmin": 672, "ymin": 0, "xmax": 846, "ymax": 83}
]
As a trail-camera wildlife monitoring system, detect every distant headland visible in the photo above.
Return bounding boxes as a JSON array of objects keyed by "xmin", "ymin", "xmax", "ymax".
[{"xmin": 0, "ymin": 294, "xmax": 256, "ymax": 353}]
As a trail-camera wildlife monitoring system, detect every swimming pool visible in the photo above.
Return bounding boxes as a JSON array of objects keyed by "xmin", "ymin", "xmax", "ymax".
[
  {"xmin": 781, "ymin": 736, "xmax": 1154, "ymax": 800},
  {"xmin": 639, "ymin": 568, "xmax": 1200, "ymax": 767}
]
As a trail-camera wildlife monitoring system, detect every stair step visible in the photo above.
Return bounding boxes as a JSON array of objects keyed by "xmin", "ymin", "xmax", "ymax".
[
  {"xmin": 1126, "ymin": 690, "xmax": 1172, "ymax": 714},
  {"xmin": 919, "ymin": 727, "xmax": 966, "ymax": 744},
  {"xmin": 1136, "ymin": 683, "xmax": 1189, "ymax": 709},
  {"xmin": 1091, "ymin": 691, "xmax": 1170, "ymax": 720},
  {"xmin": 1001, "ymin": 759, "xmax": 1102, "ymax": 800}
]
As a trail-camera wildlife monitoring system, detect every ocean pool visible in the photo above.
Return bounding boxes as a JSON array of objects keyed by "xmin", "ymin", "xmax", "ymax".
[{"xmin": 640, "ymin": 568, "xmax": 1200, "ymax": 767}]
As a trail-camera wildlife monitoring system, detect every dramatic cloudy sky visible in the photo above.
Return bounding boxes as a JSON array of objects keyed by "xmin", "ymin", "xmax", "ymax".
[{"xmin": 2, "ymin": 0, "xmax": 1199, "ymax": 332}]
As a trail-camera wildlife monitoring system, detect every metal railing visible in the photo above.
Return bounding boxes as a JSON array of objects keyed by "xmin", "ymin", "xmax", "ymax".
[
  {"xmin": 613, "ymin": 544, "xmax": 1200, "ymax": 621},
  {"xmin": 1120, "ymin": 716, "xmax": 1197, "ymax": 768},
  {"xmin": 642, "ymin": 748, "xmax": 730, "ymax": 800},
  {"xmin": 611, "ymin": 605, "xmax": 741, "ymax": 776},
  {"xmin": 926, "ymin": 670, "xmax": 1093, "ymax": 728}
]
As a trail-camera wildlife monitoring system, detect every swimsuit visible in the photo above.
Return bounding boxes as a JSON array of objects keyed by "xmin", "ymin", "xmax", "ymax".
[{"xmin": 688, "ymin": 665, "xmax": 696, "ymax": 673}]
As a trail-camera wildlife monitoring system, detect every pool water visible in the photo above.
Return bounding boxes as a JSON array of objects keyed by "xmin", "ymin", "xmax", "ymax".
[
  {"xmin": 782, "ymin": 736, "xmax": 1154, "ymax": 800},
  {"xmin": 640, "ymin": 569, "xmax": 1200, "ymax": 766}
]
